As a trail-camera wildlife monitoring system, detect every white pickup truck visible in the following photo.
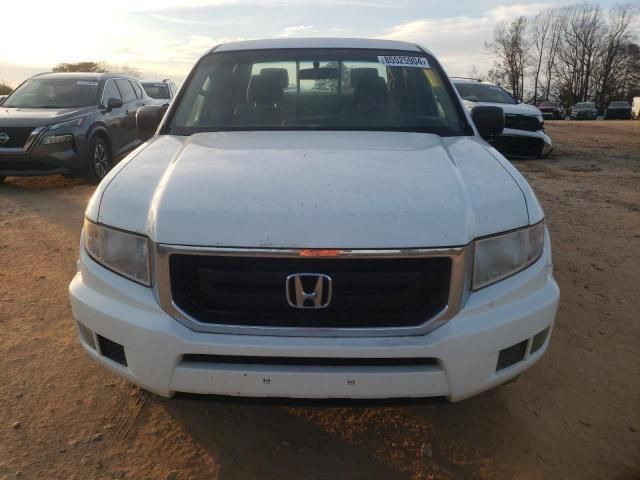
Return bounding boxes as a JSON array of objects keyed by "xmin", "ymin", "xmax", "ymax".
[{"xmin": 69, "ymin": 38, "xmax": 559, "ymax": 401}]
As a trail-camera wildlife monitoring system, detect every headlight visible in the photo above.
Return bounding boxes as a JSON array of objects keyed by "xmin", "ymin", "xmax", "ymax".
[
  {"xmin": 83, "ymin": 219, "xmax": 151, "ymax": 286},
  {"xmin": 472, "ymin": 222, "xmax": 544, "ymax": 290},
  {"xmin": 41, "ymin": 134, "xmax": 73, "ymax": 145},
  {"xmin": 49, "ymin": 116, "xmax": 85, "ymax": 130}
]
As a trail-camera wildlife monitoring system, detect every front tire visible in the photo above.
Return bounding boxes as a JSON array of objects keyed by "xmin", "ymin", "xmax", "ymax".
[{"xmin": 85, "ymin": 136, "xmax": 111, "ymax": 184}]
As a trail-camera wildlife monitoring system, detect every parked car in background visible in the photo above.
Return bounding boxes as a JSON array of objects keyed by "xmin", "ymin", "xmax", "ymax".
[
  {"xmin": 570, "ymin": 102, "xmax": 598, "ymax": 120},
  {"xmin": 632, "ymin": 97, "xmax": 640, "ymax": 119},
  {"xmin": 453, "ymin": 78, "xmax": 552, "ymax": 158},
  {"xmin": 604, "ymin": 100, "xmax": 632, "ymax": 120},
  {"xmin": 70, "ymin": 38, "xmax": 559, "ymax": 402},
  {"xmin": 0, "ymin": 72, "xmax": 151, "ymax": 183},
  {"xmin": 141, "ymin": 79, "xmax": 177, "ymax": 106},
  {"xmin": 537, "ymin": 100, "xmax": 564, "ymax": 120}
]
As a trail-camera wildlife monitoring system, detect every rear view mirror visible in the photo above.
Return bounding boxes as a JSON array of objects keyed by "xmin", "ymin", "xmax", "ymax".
[
  {"xmin": 471, "ymin": 106, "xmax": 504, "ymax": 138},
  {"xmin": 107, "ymin": 97, "xmax": 123, "ymax": 110},
  {"xmin": 136, "ymin": 105, "xmax": 166, "ymax": 135},
  {"xmin": 298, "ymin": 67, "xmax": 339, "ymax": 80}
]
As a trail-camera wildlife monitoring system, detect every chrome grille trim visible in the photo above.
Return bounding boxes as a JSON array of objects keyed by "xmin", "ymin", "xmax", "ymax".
[
  {"xmin": 0, "ymin": 126, "xmax": 46, "ymax": 153},
  {"xmin": 153, "ymin": 244, "xmax": 471, "ymax": 337}
]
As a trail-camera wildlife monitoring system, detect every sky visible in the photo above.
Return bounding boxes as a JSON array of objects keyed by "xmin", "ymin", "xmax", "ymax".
[{"xmin": 0, "ymin": 0, "xmax": 627, "ymax": 87}]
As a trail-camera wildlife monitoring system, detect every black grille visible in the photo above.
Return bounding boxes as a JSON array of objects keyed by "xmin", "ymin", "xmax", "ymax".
[
  {"xmin": 182, "ymin": 354, "xmax": 438, "ymax": 367},
  {"xmin": 504, "ymin": 114, "xmax": 542, "ymax": 132},
  {"xmin": 0, "ymin": 127, "xmax": 34, "ymax": 149},
  {"xmin": 490, "ymin": 135, "xmax": 544, "ymax": 158},
  {"xmin": 170, "ymin": 255, "xmax": 452, "ymax": 329}
]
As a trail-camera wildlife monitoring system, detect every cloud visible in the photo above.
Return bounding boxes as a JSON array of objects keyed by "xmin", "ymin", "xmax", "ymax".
[
  {"xmin": 279, "ymin": 25, "xmax": 316, "ymax": 38},
  {"xmin": 381, "ymin": 3, "xmax": 555, "ymax": 75}
]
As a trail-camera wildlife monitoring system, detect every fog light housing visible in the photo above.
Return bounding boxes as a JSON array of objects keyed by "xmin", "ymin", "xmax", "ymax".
[
  {"xmin": 530, "ymin": 327, "xmax": 550, "ymax": 354},
  {"xmin": 496, "ymin": 340, "xmax": 528, "ymax": 371},
  {"xmin": 97, "ymin": 335, "xmax": 127, "ymax": 366},
  {"xmin": 76, "ymin": 321, "xmax": 96, "ymax": 349}
]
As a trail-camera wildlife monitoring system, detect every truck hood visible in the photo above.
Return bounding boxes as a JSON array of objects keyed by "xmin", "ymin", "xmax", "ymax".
[
  {"xmin": 463, "ymin": 100, "xmax": 541, "ymax": 117},
  {"xmin": 94, "ymin": 131, "xmax": 531, "ymax": 248},
  {"xmin": 0, "ymin": 106, "xmax": 95, "ymax": 127}
]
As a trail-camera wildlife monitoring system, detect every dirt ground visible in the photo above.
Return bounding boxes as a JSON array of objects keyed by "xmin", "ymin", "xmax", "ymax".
[{"xmin": 1, "ymin": 120, "xmax": 639, "ymax": 480}]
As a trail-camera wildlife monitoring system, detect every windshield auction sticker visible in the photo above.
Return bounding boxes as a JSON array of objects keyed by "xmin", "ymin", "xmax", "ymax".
[{"xmin": 378, "ymin": 56, "xmax": 430, "ymax": 68}]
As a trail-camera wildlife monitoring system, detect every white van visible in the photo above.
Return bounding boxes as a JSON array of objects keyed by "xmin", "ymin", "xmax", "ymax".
[{"xmin": 632, "ymin": 97, "xmax": 640, "ymax": 119}]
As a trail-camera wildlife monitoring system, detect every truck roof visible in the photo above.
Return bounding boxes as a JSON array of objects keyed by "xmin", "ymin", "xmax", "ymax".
[
  {"xmin": 212, "ymin": 38, "xmax": 429, "ymax": 54},
  {"xmin": 34, "ymin": 72, "xmax": 137, "ymax": 81}
]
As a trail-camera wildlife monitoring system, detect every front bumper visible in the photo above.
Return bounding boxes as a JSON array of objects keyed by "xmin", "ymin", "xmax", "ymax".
[
  {"xmin": 540, "ymin": 111, "xmax": 562, "ymax": 120},
  {"xmin": 571, "ymin": 111, "xmax": 597, "ymax": 120},
  {"xmin": 490, "ymin": 128, "xmax": 553, "ymax": 159},
  {"xmin": 0, "ymin": 135, "xmax": 85, "ymax": 177},
  {"xmin": 70, "ymin": 233, "xmax": 559, "ymax": 402},
  {"xmin": 604, "ymin": 110, "xmax": 631, "ymax": 119}
]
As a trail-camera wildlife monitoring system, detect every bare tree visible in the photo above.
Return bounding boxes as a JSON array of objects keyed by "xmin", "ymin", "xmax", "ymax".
[
  {"xmin": 99, "ymin": 62, "xmax": 142, "ymax": 78},
  {"xmin": 529, "ymin": 9, "xmax": 554, "ymax": 104},
  {"xmin": 485, "ymin": 16, "xmax": 530, "ymax": 99},
  {"xmin": 542, "ymin": 10, "xmax": 566, "ymax": 101},
  {"xmin": 467, "ymin": 65, "xmax": 482, "ymax": 80},
  {"xmin": 594, "ymin": 4, "xmax": 637, "ymax": 106},
  {"xmin": 556, "ymin": 5, "xmax": 605, "ymax": 104},
  {"xmin": 482, "ymin": 3, "xmax": 638, "ymax": 107}
]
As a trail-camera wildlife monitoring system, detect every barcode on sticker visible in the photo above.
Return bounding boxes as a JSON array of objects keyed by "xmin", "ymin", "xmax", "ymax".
[{"xmin": 378, "ymin": 56, "xmax": 430, "ymax": 68}]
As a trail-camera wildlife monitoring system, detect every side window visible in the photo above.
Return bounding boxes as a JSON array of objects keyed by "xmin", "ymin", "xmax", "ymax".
[
  {"xmin": 101, "ymin": 79, "xmax": 121, "ymax": 105},
  {"xmin": 115, "ymin": 79, "xmax": 136, "ymax": 103},
  {"xmin": 130, "ymin": 80, "xmax": 143, "ymax": 99}
]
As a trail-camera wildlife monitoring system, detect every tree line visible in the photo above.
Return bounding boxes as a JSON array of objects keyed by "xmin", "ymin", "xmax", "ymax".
[
  {"xmin": 484, "ymin": 3, "xmax": 639, "ymax": 109},
  {"xmin": 52, "ymin": 61, "xmax": 141, "ymax": 78}
]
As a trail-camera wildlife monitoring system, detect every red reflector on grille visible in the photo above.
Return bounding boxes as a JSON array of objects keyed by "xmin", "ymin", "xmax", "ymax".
[{"xmin": 299, "ymin": 249, "xmax": 340, "ymax": 257}]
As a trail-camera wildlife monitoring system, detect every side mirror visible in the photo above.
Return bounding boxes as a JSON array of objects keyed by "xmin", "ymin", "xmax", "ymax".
[
  {"xmin": 107, "ymin": 97, "xmax": 123, "ymax": 110},
  {"xmin": 471, "ymin": 106, "xmax": 504, "ymax": 138},
  {"xmin": 136, "ymin": 105, "xmax": 166, "ymax": 135}
]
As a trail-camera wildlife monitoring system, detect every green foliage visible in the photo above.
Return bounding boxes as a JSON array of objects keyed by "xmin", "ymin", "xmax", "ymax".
[{"xmin": 52, "ymin": 61, "xmax": 106, "ymax": 73}]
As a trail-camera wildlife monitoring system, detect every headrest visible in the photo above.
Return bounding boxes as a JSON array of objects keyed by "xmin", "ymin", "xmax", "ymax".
[
  {"xmin": 350, "ymin": 68, "xmax": 379, "ymax": 88},
  {"xmin": 247, "ymin": 75, "xmax": 284, "ymax": 106},
  {"xmin": 353, "ymin": 76, "xmax": 388, "ymax": 107},
  {"xmin": 260, "ymin": 68, "xmax": 289, "ymax": 89}
]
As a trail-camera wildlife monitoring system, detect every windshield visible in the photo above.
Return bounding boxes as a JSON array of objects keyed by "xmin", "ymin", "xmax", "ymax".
[
  {"xmin": 575, "ymin": 103, "xmax": 594, "ymax": 108},
  {"xmin": 454, "ymin": 82, "xmax": 517, "ymax": 105},
  {"xmin": 142, "ymin": 82, "xmax": 170, "ymax": 99},
  {"xmin": 168, "ymin": 49, "xmax": 466, "ymax": 136},
  {"xmin": 610, "ymin": 101, "xmax": 629, "ymax": 107},
  {"xmin": 3, "ymin": 78, "xmax": 99, "ymax": 108},
  {"xmin": 538, "ymin": 101, "xmax": 556, "ymax": 107}
]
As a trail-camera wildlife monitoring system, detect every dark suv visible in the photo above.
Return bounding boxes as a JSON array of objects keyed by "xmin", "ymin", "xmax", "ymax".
[{"xmin": 0, "ymin": 72, "xmax": 151, "ymax": 183}]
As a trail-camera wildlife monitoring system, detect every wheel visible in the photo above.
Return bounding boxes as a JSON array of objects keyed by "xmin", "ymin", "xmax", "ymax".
[{"xmin": 85, "ymin": 136, "xmax": 111, "ymax": 184}]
